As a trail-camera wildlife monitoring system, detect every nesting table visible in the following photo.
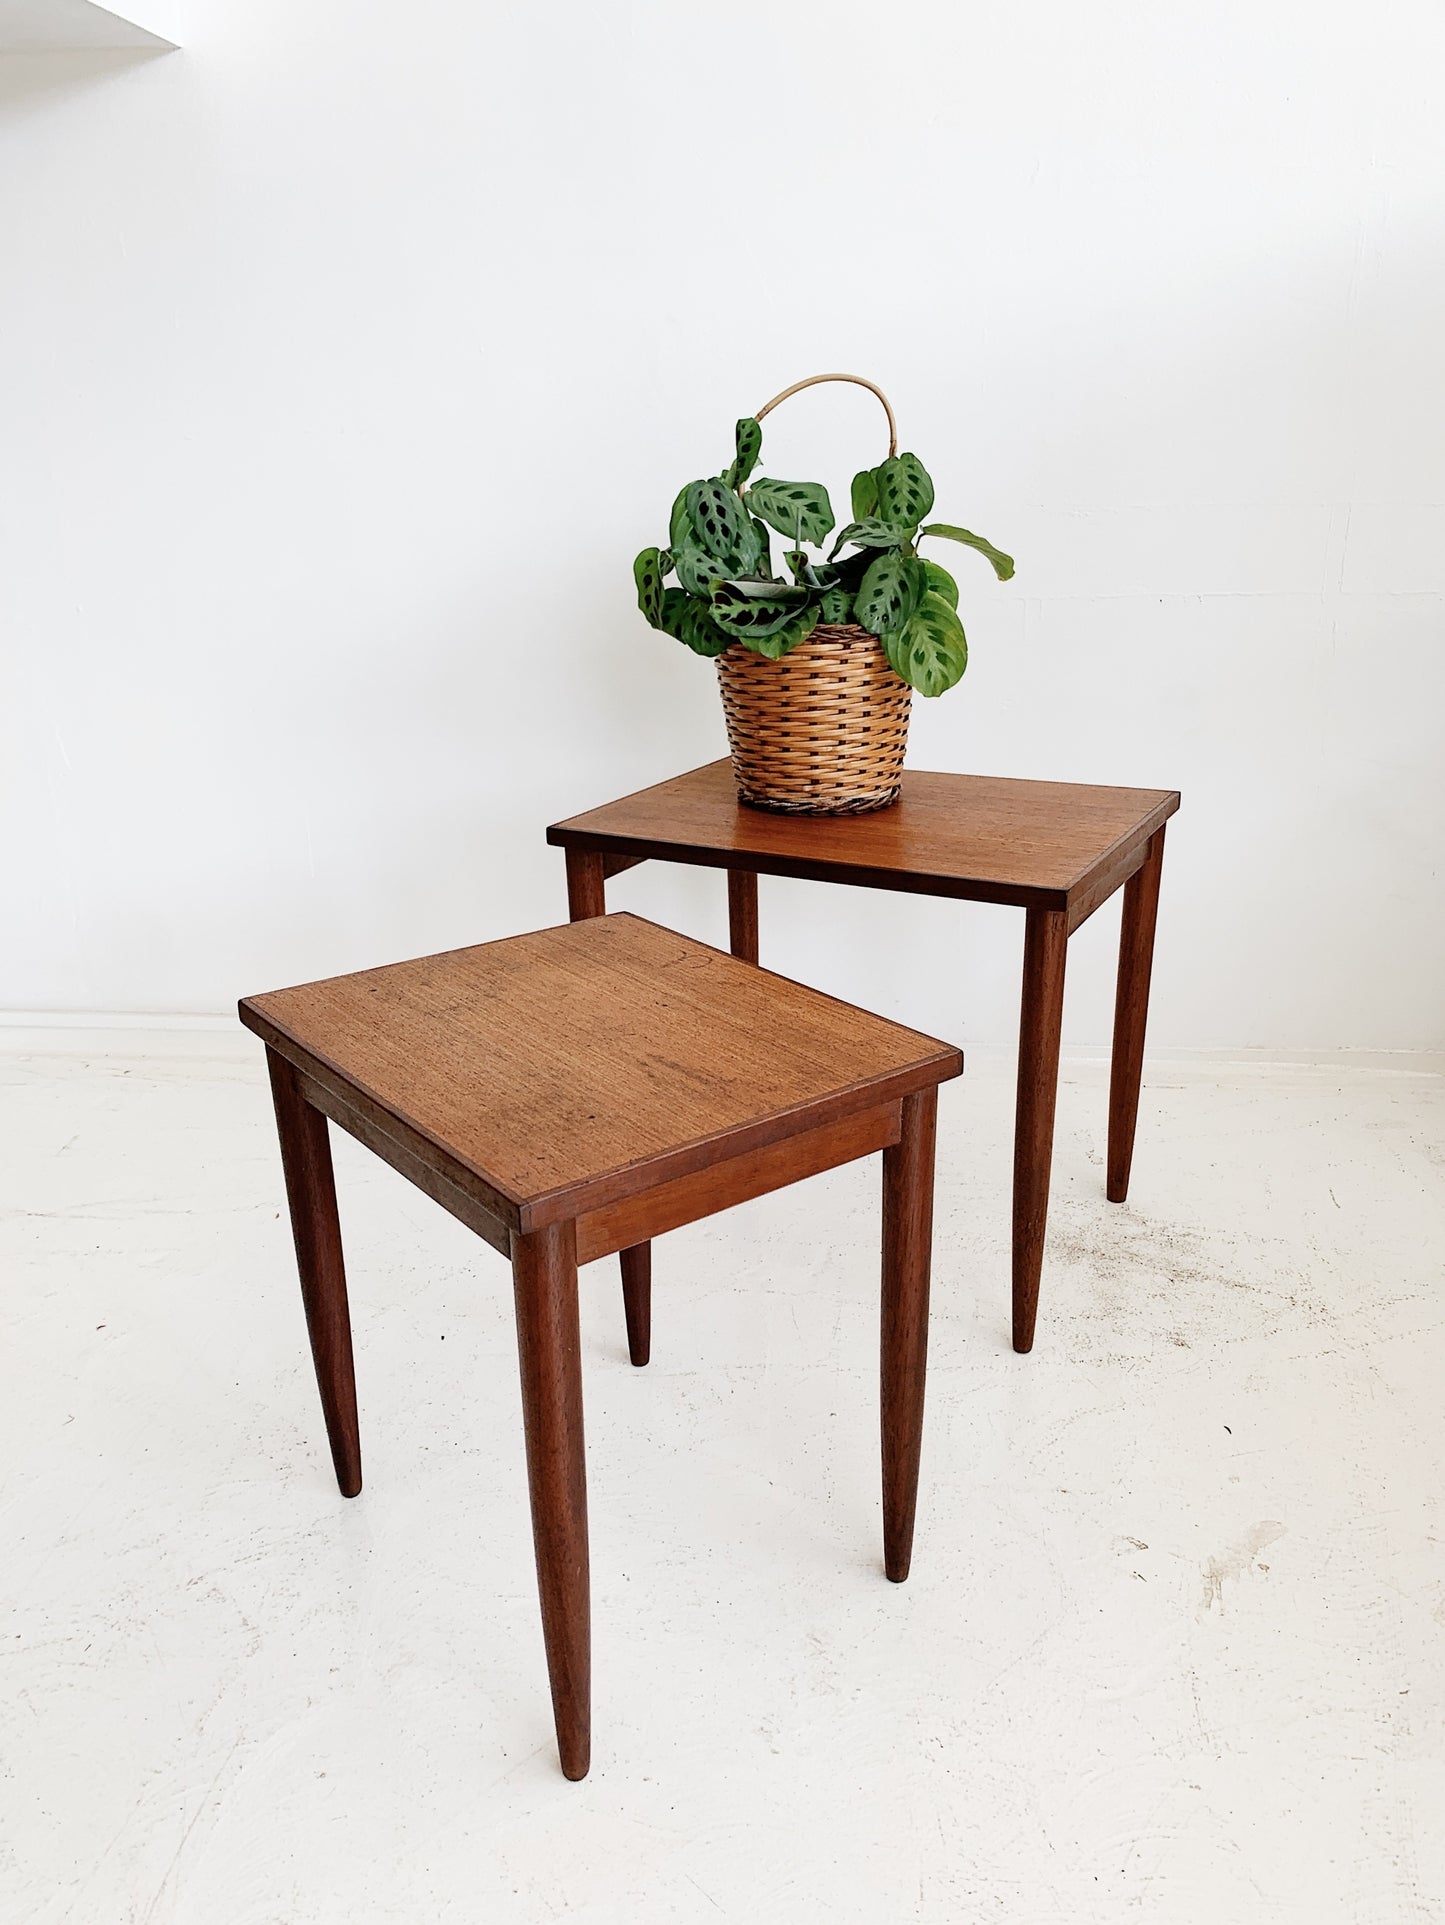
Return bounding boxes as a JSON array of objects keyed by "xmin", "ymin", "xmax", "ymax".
[
  {"xmin": 549, "ymin": 760, "xmax": 1180, "ymax": 1353},
  {"xmin": 241, "ymin": 912, "xmax": 961, "ymax": 1778}
]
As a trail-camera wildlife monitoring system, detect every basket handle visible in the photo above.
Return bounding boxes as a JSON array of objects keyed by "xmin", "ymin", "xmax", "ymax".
[{"xmin": 752, "ymin": 372, "xmax": 898, "ymax": 460}]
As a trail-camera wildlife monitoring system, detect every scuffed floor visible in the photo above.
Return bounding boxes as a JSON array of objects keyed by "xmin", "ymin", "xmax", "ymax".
[{"xmin": 2, "ymin": 1030, "xmax": 1443, "ymax": 1922}]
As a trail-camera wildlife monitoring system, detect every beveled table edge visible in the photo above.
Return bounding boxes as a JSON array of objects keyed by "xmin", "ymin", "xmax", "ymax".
[
  {"xmin": 547, "ymin": 761, "xmax": 1181, "ymax": 911},
  {"xmin": 238, "ymin": 916, "xmax": 964, "ymax": 1235}
]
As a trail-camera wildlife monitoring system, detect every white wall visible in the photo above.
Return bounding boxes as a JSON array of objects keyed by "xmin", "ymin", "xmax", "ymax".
[
  {"xmin": 0, "ymin": 2, "xmax": 179, "ymax": 51},
  {"xmin": 2, "ymin": 0, "xmax": 1442, "ymax": 1049}
]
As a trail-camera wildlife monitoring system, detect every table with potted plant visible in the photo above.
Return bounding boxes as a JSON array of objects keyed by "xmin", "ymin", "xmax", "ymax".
[{"xmin": 549, "ymin": 375, "xmax": 1180, "ymax": 1355}]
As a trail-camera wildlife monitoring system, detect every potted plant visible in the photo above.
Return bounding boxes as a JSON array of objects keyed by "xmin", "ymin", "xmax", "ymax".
[{"xmin": 634, "ymin": 373, "xmax": 1014, "ymax": 815}]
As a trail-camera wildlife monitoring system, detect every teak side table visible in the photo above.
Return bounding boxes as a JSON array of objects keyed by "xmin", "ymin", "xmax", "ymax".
[
  {"xmin": 240, "ymin": 913, "xmax": 961, "ymax": 1779},
  {"xmin": 548, "ymin": 760, "xmax": 1180, "ymax": 1353}
]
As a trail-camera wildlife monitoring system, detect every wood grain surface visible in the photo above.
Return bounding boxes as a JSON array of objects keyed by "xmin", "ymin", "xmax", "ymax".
[
  {"xmin": 1108, "ymin": 824, "xmax": 1167, "ymax": 1203},
  {"xmin": 240, "ymin": 913, "xmax": 961, "ymax": 1234},
  {"xmin": 880, "ymin": 1087, "xmax": 937, "ymax": 1584},
  {"xmin": 572, "ymin": 1100, "xmax": 901, "ymax": 1264},
  {"xmin": 1012, "ymin": 907, "xmax": 1069, "ymax": 1354},
  {"xmin": 548, "ymin": 759, "xmax": 1179, "ymax": 913},
  {"xmin": 266, "ymin": 1049, "xmax": 363, "ymax": 1498},
  {"xmin": 510, "ymin": 1219, "xmax": 591, "ymax": 1780}
]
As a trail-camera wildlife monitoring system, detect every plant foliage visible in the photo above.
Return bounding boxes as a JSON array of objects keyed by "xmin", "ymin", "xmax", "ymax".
[
  {"xmin": 887, "ymin": 590, "xmax": 968, "ymax": 697},
  {"xmin": 854, "ymin": 553, "xmax": 926, "ymax": 636},
  {"xmin": 633, "ymin": 415, "xmax": 1012, "ymax": 688},
  {"xmin": 726, "ymin": 417, "xmax": 763, "ymax": 491},
  {"xmin": 743, "ymin": 476, "xmax": 835, "ymax": 547}
]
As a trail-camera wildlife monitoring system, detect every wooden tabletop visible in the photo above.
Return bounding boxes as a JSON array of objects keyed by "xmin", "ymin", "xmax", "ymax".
[
  {"xmin": 548, "ymin": 760, "xmax": 1180, "ymax": 919},
  {"xmin": 240, "ymin": 913, "xmax": 961, "ymax": 1235}
]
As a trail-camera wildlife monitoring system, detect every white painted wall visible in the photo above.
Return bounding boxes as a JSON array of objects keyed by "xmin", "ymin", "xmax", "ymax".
[
  {"xmin": 2, "ymin": 1, "xmax": 1442, "ymax": 1048},
  {"xmin": 0, "ymin": 1, "xmax": 179, "ymax": 51}
]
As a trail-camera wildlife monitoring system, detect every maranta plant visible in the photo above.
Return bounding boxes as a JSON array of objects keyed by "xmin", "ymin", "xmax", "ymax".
[{"xmin": 634, "ymin": 415, "xmax": 1013, "ymax": 697}]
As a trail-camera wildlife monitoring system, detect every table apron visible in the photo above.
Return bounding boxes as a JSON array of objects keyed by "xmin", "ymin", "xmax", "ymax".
[
  {"xmin": 559, "ymin": 835, "xmax": 1166, "ymax": 932},
  {"xmin": 296, "ymin": 1067, "xmax": 514, "ymax": 1256},
  {"xmin": 1065, "ymin": 838, "xmax": 1153, "ymax": 934},
  {"xmin": 573, "ymin": 1099, "xmax": 903, "ymax": 1265},
  {"xmin": 553, "ymin": 835, "xmax": 1070, "ymax": 913}
]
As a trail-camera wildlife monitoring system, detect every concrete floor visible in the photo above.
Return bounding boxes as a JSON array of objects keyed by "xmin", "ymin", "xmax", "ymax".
[{"xmin": 2, "ymin": 1028, "xmax": 1443, "ymax": 1923}]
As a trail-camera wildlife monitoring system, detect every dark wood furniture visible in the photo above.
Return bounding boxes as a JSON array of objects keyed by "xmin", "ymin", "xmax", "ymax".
[
  {"xmin": 239, "ymin": 913, "xmax": 961, "ymax": 1780},
  {"xmin": 548, "ymin": 760, "xmax": 1179, "ymax": 1354}
]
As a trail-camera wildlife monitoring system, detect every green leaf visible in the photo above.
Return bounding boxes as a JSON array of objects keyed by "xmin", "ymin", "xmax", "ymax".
[
  {"xmin": 681, "ymin": 597, "xmax": 730, "ymax": 656},
  {"xmin": 687, "ymin": 477, "xmax": 752, "ymax": 564},
  {"xmin": 855, "ymin": 553, "xmax": 926, "ymax": 635},
  {"xmin": 657, "ymin": 589, "xmax": 729, "ymax": 656},
  {"xmin": 742, "ymin": 605, "xmax": 819, "ymax": 660},
  {"xmin": 713, "ymin": 575, "xmax": 810, "ymax": 602},
  {"xmin": 709, "ymin": 577, "xmax": 813, "ymax": 638},
  {"xmin": 851, "ymin": 465, "xmax": 880, "ymax": 521},
  {"xmin": 784, "ymin": 549, "xmax": 840, "ymax": 591},
  {"xmin": 736, "ymin": 514, "xmax": 769, "ymax": 577},
  {"xmin": 726, "ymin": 417, "xmax": 763, "ymax": 491},
  {"xmin": 893, "ymin": 591, "xmax": 968, "ymax": 697},
  {"xmin": 633, "ymin": 547, "xmax": 667, "ymax": 629},
  {"xmin": 875, "ymin": 453, "xmax": 935, "ymax": 529},
  {"xmin": 921, "ymin": 523, "xmax": 1015, "ymax": 581},
  {"xmin": 820, "ymin": 586, "xmax": 854, "ymax": 623},
  {"xmin": 669, "ymin": 484, "xmax": 694, "ymax": 553},
  {"xmin": 673, "ymin": 545, "xmax": 729, "ymax": 597},
  {"xmin": 828, "ymin": 516, "xmax": 910, "ymax": 559},
  {"xmin": 743, "ymin": 477, "xmax": 835, "ymax": 547},
  {"xmin": 882, "ymin": 626, "xmax": 910, "ymax": 682},
  {"xmin": 921, "ymin": 559, "xmax": 958, "ymax": 608},
  {"xmin": 658, "ymin": 586, "xmax": 690, "ymax": 639}
]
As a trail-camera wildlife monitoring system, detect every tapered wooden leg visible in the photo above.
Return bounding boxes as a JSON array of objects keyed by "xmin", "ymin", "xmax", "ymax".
[
  {"xmin": 511, "ymin": 1220, "xmax": 591, "ymax": 1781},
  {"xmin": 563, "ymin": 849, "xmax": 644, "ymax": 1369},
  {"xmin": 1013, "ymin": 908, "xmax": 1069, "ymax": 1355},
  {"xmin": 619, "ymin": 1242, "xmax": 650, "ymax": 1367},
  {"xmin": 1108, "ymin": 826, "xmax": 1166, "ymax": 1205},
  {"xmin": 727, "ymin": 868, "xmax": 759, "ymax": 964},
  {"xmin": 881, "ymin": 1087, "xmax": 938, "ymax": 1583},
  {"xmin": 565, "ymin": 847, "xmax": 606, "ymax": 922},
  {"xmin": 266, "ymin": 1048, "xmax": 362, "ymax": 1498}
]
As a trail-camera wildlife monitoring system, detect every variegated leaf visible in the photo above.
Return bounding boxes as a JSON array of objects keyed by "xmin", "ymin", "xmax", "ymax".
[
  {"xmin": 742, "ymin": 605, "xmax": 819, "ymax": 660},
  {"xmin": 658, "ymin": 587, "xmax": 690, "ymax": 639},
  {"xmin": 828, "ymin": 516, "xmax": 910, "ymax": 559},
  {"xmin": 681, "ymin": 597, "xmax": 730, "ymax": 657},
  {"xmin": 820, "ymin": 586, "xmax": 854, "ymax": 623},
  {"xmin": 669, "ymin": 484, "xmax": 694, "ymax": 553},
  {"xmin": 921, "ymin": 559, "xmax": 958, "ymax": 608},
  {"xmin": 743, "ymin": 477, "xmax": 835, "ymax": 547},
  {"xmin": 633, "ymin": 547, "xmax": 667, "ymax": 628},
  {"xmin": 687, "ymin": 477, "xmax": 752, "ymax": 563},
  {"xmin": 712, "ymin": 574, "xmax": 809, "ymax": 600},
  {"xmin": 726, "ymin": 416, "xmax": 763, "ymax": 491},
  {"xmin": 894, "ymin": 591, "xmax": 968, "ymax": 696},
  {"xmin": 673, "ymin": 545, "xmax": 729, "ymax": 597},
  {"xmin": 854, "ymin": 553, "xmax": 926, "ymax": 635},
  {"xmin": 875, "ymin": 452, "xmax": 935, "ymax": 529},
  {"xmin": 709, "ymin": 577, "xmax": 812, "ymax": 637}
]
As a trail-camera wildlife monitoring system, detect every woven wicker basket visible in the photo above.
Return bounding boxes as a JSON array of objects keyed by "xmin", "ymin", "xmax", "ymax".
[
  {"xmin": 719, "ymin": 373, "xmax": 911, "ymax": 814},
  {"xmin": 717, "ymin": 623, "xmax": 911, "ymax": 814}
]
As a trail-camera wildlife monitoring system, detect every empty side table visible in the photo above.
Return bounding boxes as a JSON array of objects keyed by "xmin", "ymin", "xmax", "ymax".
[
  {"xmin": 239, "ymin": 912, "xmax": 961, "ymax": 1779},
  {"xmin": 548, "ymin": 760, "xmax": 1179, "ymax": 1353}
]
